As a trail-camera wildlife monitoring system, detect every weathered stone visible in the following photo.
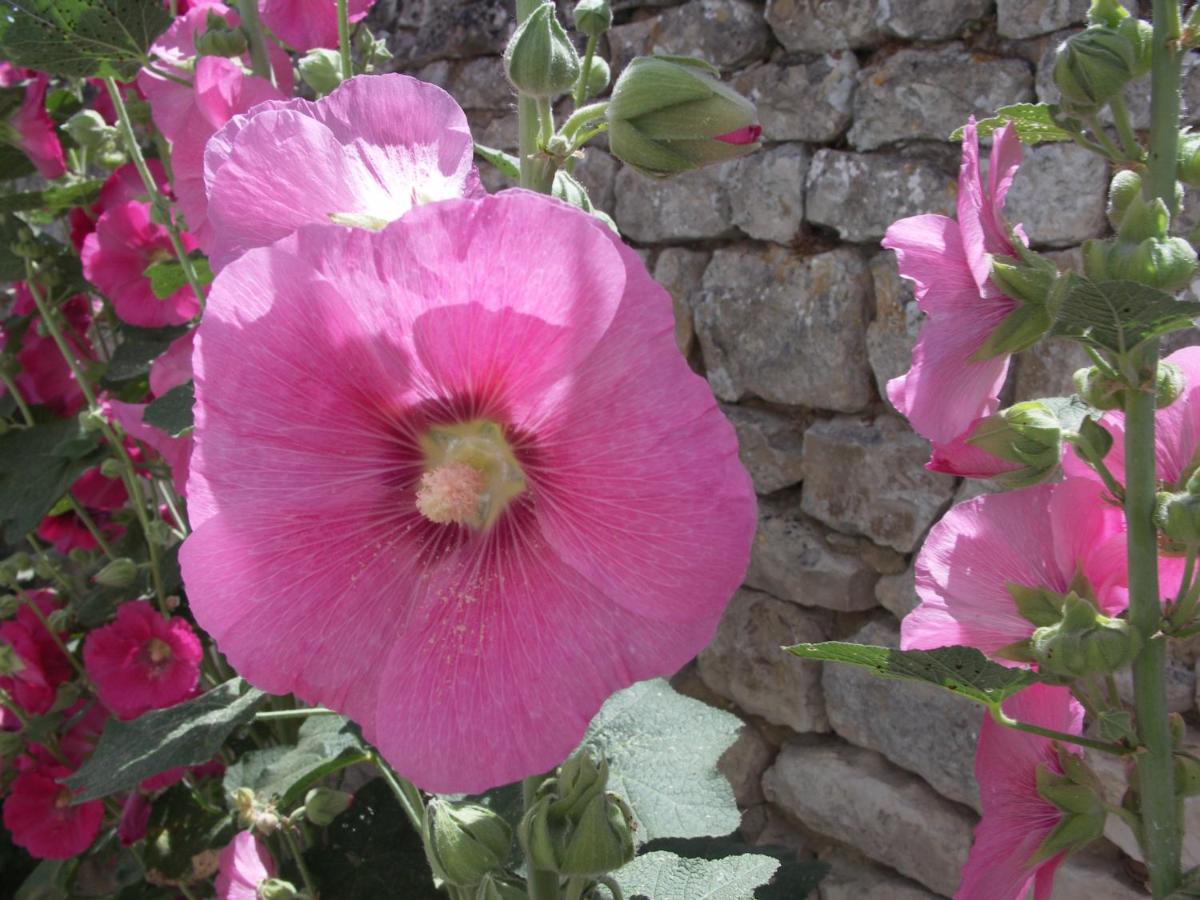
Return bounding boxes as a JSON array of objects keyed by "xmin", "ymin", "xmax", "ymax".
[
  {"xmin": 695, "ymin": 246, "xmax": 874, "ymax": 410},
  {"xmin": 876, "ymin": 566, "xmax": 920, "ymax": 620},
  {"xmin": 1114, "ymin": 661, "xmax": 1197, "ymax": 714},
  {"xmin": 697, "ymin": 588, "xmax": 830, "ymax": 732},
  {"xmin": 572, "ymin": 149, "xmax": 618, "ymax": 222},
  {"xmin": 608, "ymin": 0, "xmax": 771, "ymax": 73},
  {"xmin": 824, "ymin": 616, "xmax": 982, "ymax": 809},
  {"xmin": 1052, "ymin": 849, "xmax": 1148, "ymax": 900},
  {"xmin": 807, "ymin": 151, "xmax": 956, "ymax": 244},
  {"xmin": 719, "ymin": 404, "xmax": 807, "ymax": 495},
  {"xmin": 731, "ymin": 56, "xmax": 858, "ymax": 144},
  {"xmin": 866, "ymin": 252, "xmax": 920, "ymax": 410},
  {"xmin": 997, "ymin": 0, "xmax": 1089, "ymax": 38},
  {"xmin": 747, "ymin": 493, "xmax": 880, "ymax": 612},
  {"xmin": 817, "ymin": 849, "xmax": 941, "ymax": 900},
  {"xmin": 729, "ymin": 144, "xmax": 808, "ymax": 244},
  {"xmin": 763, "ymin": 741, "xmax": 975, "ymax": 896},
  {"xmin": 822, "ymin": 531, "xmax": 908, "ymax": 575},
  {"xmin": 1013, "ymin": 336, "xmax": 1092, "ymax": 400},
  {"xmin": 764, "ymin": 0, "xmax": 883, "ymax": 54},
  {"xmin": 415, "ymin": 56, "xmax": 512, "ymax": 110},
  {"xmin": 472, "ymin": 109, "xmax": 520, "ymax": 152},
  {"xmin": 879, "ymin": 0, "xmax": 991, "ymax": 40},
  {"xmin": 392, "ymin": 0, "xmax": 513, "ymax": 64},
  {"xmin": 849, "ymin": 46, "xmax": 1033, "ymax": 151},
  {"xmin": 717, "ymin": 725, "xmax": 775, "ymax": 808},
  {"xmin": 614, "ymin": 163, "xmax": 736, "ymax": 242},
  {"xmin": 802, "ymin": 415, "xmax": 956, "ymax": 553},
  {"xmin": 1006, "ymin": 143, "xmax": 1108, "ymax": 247},
  {"xmin": 653, "ymin": 248, "xmax": 708, "ymax": 358}
]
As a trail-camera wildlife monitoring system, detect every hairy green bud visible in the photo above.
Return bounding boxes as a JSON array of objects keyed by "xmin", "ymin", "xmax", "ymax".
[
  {"xmin": 298, "ymin": 49, "xmax": 344, "ymax": 96},
  {"xmin": 573, "ymin": 0, "xmax": 613, "ymax": 38},
  {"xmin": 1053, "ymin": 26, "xmax": 1138, "ymax": 112},
  {"xmin": 504, "ymin": 3, "xmax": 581, "ymax": 98},
  {"xmin": 1030, "ymin": 593, "xmax": 1141, "ymax": 678},
  {"xmin": 422, "ymin": 800, "xmax": 512, "ymax": 888}
]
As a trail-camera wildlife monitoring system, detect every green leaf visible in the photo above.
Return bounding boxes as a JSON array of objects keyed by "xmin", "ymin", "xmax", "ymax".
[
  {"xmin": 64, "ymin": 680, "xmax": 265, "ymax": 801},
  {"xmin": 102, "ymin": 324, "xmax": 190, "ymax": 383},
  {"xmin": 0, "ymin": 418, "xmax": 102, "ymax": 541},
  {"xmin": 1050, "ymin": 276, "xmax": 1200, "ymax": 355},
  {"xmin": 784, "ymin": 642, "xmax": 1041, "ymax": 707},
  {"xmin": 473, "ymin": 142, "xmax": 519, "ymax": 179},
  {"xmin": 0, "ymin": 180, "xmax": 104, "ymax": 215},
  {"xmin": 141, "ymin": 784, "xmax": 231, "ymax": 884},
  {"xmin": 637, "ymin": 837, "xmax": 829, "ymax": 900},
  {"xmin": 0, "ymin": 213, "xmax": 29, "ymax": 282},
  {"xmin": 615, "ymin": 851, "xmax": 782, "ymax": 900},
  {"xmin": 142, "ymin": 380, "xmax": 193, "ymax": 437},
  {"xmin": 13, "ymin": 859, "xmax": 69, "ymax": 900},
  {"xmin": 0, "ymin": 145, "xmax": 37, "ymax": 182},
  {"xmin": 0, "ymin": 0, "xmax": 173, "ymax": 81},
  {"xmin": 1040, "ymin": 394, "xmax": 1093, "ymax": 434},
  {"xmin": 583, "ymin": 679, "xmax": 742, "ymax": 842},
  {"xmin": 142, "ymin": 259, "xmax": 188, "ymax": 300},
  {"xmin": 951, "ymin": 103, "xmax": 1073, "ymax": 144}
]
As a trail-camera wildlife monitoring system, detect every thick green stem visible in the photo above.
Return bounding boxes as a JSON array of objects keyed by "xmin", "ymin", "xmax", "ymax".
[
  {"xmin": 523, "ymin": 774, "xmax": 560, "ymax": 900},
  {"xmin": 371, "ymin": 754, "xmax": 425, "ymax": 833},
  {"xmin": 336, "ymin": 0, "xmax": 353, "ymax": 80},
  {"xmin": 573, "ymin": 34, "xmax": 599, "ymax": 107},
  {"xmin": 235, "ymin": 0, "xmax": 273, "ymax": 83},
  {"xmin": 1108, "ymin": 94, "xmax": 1144, "ymax": 160}
]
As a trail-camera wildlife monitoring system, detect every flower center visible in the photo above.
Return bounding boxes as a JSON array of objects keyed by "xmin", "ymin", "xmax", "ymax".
[
  {"xmin": 415, "ymin": 419, "xmax": 526, "ymax": 530},
  {"xmin": 55, "ymin": 787, "xmax": 72, "ymax": 810},
  {"xmin": 146, "ymin": 637, "xmax": 172, "ymax": 666}
]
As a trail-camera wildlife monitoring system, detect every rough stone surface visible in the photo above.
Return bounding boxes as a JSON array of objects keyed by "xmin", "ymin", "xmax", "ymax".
[
  {"xmin": 802, "ymin": 415, "xmax": 956, "ymax": 553},
  {"xmin": 823, "ymin": 616, "xmax": 982, "ymax": 809},
  {"xmin": 764, "ymin": 0, "xmax": 883, "ymax": 53},
  {"xmin": 719, "ymin": 404, "xmax": 807, "ymax": 495},
  {"xmin": 697, "ymin": 588, "xmax": 831, "ymax": 733},
  {"xmin": 1052, "ymin": 850, "xmax": 1148, "ymax": 900},
  {"xmin": 876, "ymin": 566, "xmax": 920, "ymax": 620},
  {"xmin": 879, "ymin": 0, "xmax": 992, "ymax": 40},
  {"xmin": 1013, "ymin": 336, "xmax": 1092, "ymax": 400},
  {"xmin": 807, "ymin": 151, "xmax": 956, "ymax": 244},
  {"xmin": 614, "ymin": 163, "xmax": 737, "ymax": 242},
  {"xmin": 732, "ymin": 56, "xmax": 858, "ymax": 144},
  {"xmin": 817, "ymin": 850, "xmax": 941, "ymax": 900},
  {"xmin": 1115, "ymin": 661, "xmax": 1197, "ymax": 714},
  {"xmin": 695, "ymin": 246, "xmax": 874, "ymax": 410},
  {"xmin": 996, "ymin": 0, "xmax": 1089, "ymax": 38},
  {"xmin": 572, "ymin": 150, "xmax": 618, "ymax": 223},
  {"xmin": 608, "ymin": 0, "xmax": 771, "ymax": 72},
  {"xmin": 653, "ymin": 248, "xmax": 709, "ymax": 358},
  {"xmin": 763, "ymin": 741, "xmax": 975, "ymax": 896},
  {"xmin": 729, "ymin": 144, "xmax": 808, "ymax": 244},
  {"xmin": 717, "ymin": 725, "xmax": 775, "ymax": 809},
  {"xmin": 848, "ymin": 46, "xmax": 1034, "ymax": 151},
  {"xmin": 387, "ymin": 0, "xmax": 513, "ymax": 63},
  {"xmin": 747, "ymin": 493, "xmax": 880, "ymax": 612},
  {"xmin": 866, "ymin": 252, "xmax": 920, "ymax": 409},
  {"xmin": 1006, "ymin": 143, "xmax": 1109, "ymax": 247}
]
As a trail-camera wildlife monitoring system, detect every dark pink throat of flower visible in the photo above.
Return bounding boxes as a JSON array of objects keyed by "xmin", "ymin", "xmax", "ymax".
[{"xmin": 716, "ymin": 125, "xmax": 762, "ymax": 145}]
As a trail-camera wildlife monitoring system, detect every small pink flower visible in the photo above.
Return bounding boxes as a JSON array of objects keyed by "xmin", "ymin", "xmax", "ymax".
[
  {"xmin": 215, "ymin": 831, "xmax": 276, "ymax": 900},
  {"xmin": 180, "ymin": 192, "xmax": 756, "ymax": 793},
  {"xmin": 3, "ymin": 765, "xmax": 104, "ymax": 860},
  {"xmin": 6, "ymin": 73, "xmax": 65, "ymax": 179},
  {"xmin": 259, "ymin": 0, "xmax": 375, "ymax": 51},
  {"xmin": 884, "ymin": 120, "xmax": 1023, "ymax": 453},
  {"xmin": 83, "ymin": 601, "xmax": 203, "ymax": 720},
  {"xmin": 958, "ymin": 684, "xmax": 1083, "ymax": 900},
  {"xmin": 81, "ymin": 201, "xmax": 201, "ymax": 327},
  {"xmin": 6, "ymin": 288, "xmax": 94, "ymax": 416},
  {"xmin": 0, "ymin": 591, "xmax": 73, "ymax": 716},
  {"xmin": 69, "ymin": 158, "xmax": 168, "ymax": 252},
  {"xmin": 118, "ymin": 791, "xmax": 152, "ymax": 846},
  {"xmin": 204, "ymin": 73, "xmax": 480, "ymax": 272}
]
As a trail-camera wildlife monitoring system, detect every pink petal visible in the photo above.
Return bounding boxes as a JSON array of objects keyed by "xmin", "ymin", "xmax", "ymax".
[{"xmin": 259, "ymin": 0, "xmax": 374, "ymax": 51}]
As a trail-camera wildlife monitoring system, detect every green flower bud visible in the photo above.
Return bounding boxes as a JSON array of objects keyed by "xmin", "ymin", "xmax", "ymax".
[
  {"xmin": 966, "ymin": 401, "xmax": 1063, "ymax": 489},
  {"xmin": 46, "ymin": 609, "xmax": 69, "ymax": 633},
  {"xmin": 422, "ymin": 799, "xmax": 512, "ymax": 888},
  {"xmin": 1176, "ymin": 754, "xmax": 1200, "ymax": 797},
  {"xmin": 1157, "ymin": 361, "xmax": 1186, "ymax": 409},
  {"xmin": 549, "ymin": 749, "xmax": 608, "ymax": 821},
  {"xmin": 557, "ymin": 792, "xmax": 635, "ymax": 876},
  {"xmin": 1074, "ymin": 366, "xmax": 1125, "ymax": 410},
  {"xmin": 573, "ymin": 0, "xmax": 613, "ymax": 38},
  {"xmin": 504, "ymin": 3, "xmax": 581, "ymax": 98},
  {"xmin": 475, "ymin": 873, "xmax": 527, "ymax": 900},
  {"xmin": 1117, "ymin": 17, "xmax": 1153, "ymax": 78},
  {"xmin": 303, "ymin": 787, "xmax": 352, "ymax": 826},
  {"xmin": 576, "ymin": 55, "xmax": 610, "ymax": 101},
  {"xmin": 257, "ymin": 878, "xmax": 298, "ymax": 900},
  {"xmin": 1053, "ymin": 27, "xmax": 1138, "ymax": 112},
  {"xmin": 1030, "ymin": 593, "xmax": 1141, "ymax": 678},
  {"xmin": 1156, "ymin": 490, "xmax": 1200, "ymax": 547},
  {"xmin": 1106, "ymin": 169, "xmax": 1142, "ymax": 229},
  {"xmin": 99, "ymin": 458, "xmax": 124, "ymax": 479},
  {"xmin": 299, "ymin": 48, "xmax": 344, "ymax": 97},
  {"xmin": 63, "ymin": 110, "xmax": 114, "ymax": 151},
  {"xmin": 606, "ymin": 56, "xmax": 761, "ymax": 177},
  {"xmin": 1181, "ymin": 131, "xmax": 1200, "ymax": 186},
  {"xmin": 194, "ymin": 11, "xmax": 249, "ymax": 57},
  {"xmin": 93, "ymin": 557, "xmax": 138, "ymax": 588},
  {"xmin": 354, "ymin": 27, "xmax": 393, "ymax": 70},
  {"xmin": 517, "ymin": 795, "xmax": 562, "ymax": 873},
  {"xmin": 97, "ymin": 146, "xmax": 129, "ymax": 169},
  {"xmin": 1088, "ymin": 0, "xmax": 1129, "ymax": 27}
]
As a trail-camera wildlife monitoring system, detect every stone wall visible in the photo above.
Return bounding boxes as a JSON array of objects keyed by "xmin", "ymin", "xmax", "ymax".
[{"xmin": 370, "ymin": 1, "xmax": 1200, "ymax": 895}]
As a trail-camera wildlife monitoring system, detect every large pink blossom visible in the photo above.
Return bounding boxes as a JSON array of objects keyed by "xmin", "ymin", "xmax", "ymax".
[
  {"xmin": 3, "ymin": 71, "xmax": 65, "ymax": 179},
  {"xmin": 216, "ymin": 831, "xmax": 276, "ymax": 900},
  {"xmin": 958, "ymin": 684, "xmax": 1083, "ymax": 899},
  {"xmin": 3, "ymin": 765, "xmax": 104, "ymax": 860},
  {"xmin": 180, "ymin": 192, "xmax": 756, "ymax": 793},
  {"xmin": 884, "ymin": 120, "xmax": 1023, "ymax": 454},
  {"xmin": 259, "ymin": 0, "xmax": 375, "ymax": 51},
  {"xmin": 902, "ymin": 479, "xmax": 1127, "ymax": 657},
  {"xmin": 204, "ymin": 73, "xmax": 480, "ymax": 272}
]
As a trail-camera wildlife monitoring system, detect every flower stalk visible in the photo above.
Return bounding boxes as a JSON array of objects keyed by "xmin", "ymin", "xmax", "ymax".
[{"xmin": 336, "ymin": 0, "xmax": 353, "ymax": 80}]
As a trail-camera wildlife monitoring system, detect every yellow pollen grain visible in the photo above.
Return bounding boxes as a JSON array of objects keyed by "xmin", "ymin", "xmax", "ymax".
[{"xmin": 415, "ymin": 462, "xmax": 485, "ymax": 525}]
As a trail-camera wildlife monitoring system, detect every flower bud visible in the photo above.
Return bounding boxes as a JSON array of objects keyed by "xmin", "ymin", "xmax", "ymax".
[
  {"xmin": 1106, "ymin": 169, "xmax": 1142, "ymax": 229},
  {"xmin": 1156, "ymin": 490, "xmax": 1200, "ymax": 548},
  {"xmin": 1177, "ymin": 754, "xmax": 1200, "ymax": 797},
  {"xmin": 475, "ymin": 873, "xmax": 528, "ymax": 900},
  {"xmin": 965, "ymin": 401, "xmax": 1063, "ymax": 489},
  {"xmin": 573, "ymin": 0, "xmax": 613, "ymax": 38},
  {"xmin": 94, "ymin": 557, "xmax": 138, "ymax": 588},
  {"xmin": 257, "ymin": 878, "xmax": 298, "ymax": 900},
  {"xmin": 422, "ymin": 799, "xmax": 512, "ymax": 888},
  {"xmin": 1030, "ymin": 593, "xmax": 1141, "ymax": 678},
  {"xmin": 99, "ymin": 458, "xmax": 124, "ymax": 479},
  {"xmin": 1088, "ymin": 0, "xmax": 1129, "ymax": 27},
  {"xmin": 46, "ymin": 609, "xmax": 69, "ymax": 632},
  {"xmin": 606, "ymin": 56, "xmax": 761, "ymax": 177},
  {"xmin": 304, "ymin": 787, "xmax": 352, "ymax": 826},
  {"xmin": 1074, "ymin": 365, "xmax": 1125, "ymax": 410},
  {"xmin": 549, "ymin": 749, "xmax": 608, "ymax": 821},
  {"xmin": 1180, "ymin": 131, "xmax": 1200, "ymax": 187},
  {"xmin": 194, "ymin": 11, "xmax": 249, "ymax": 57},
  {"xmin": 1117, "ymin": 17, "xmax": 1153, "ymax": 78},
  {"xmin": 1053, "ymin": 26, "xmax": 1138, "ymax": 112},
  {"xmin": 557, "ymin": 792, "xmax": 635, "ymax": 876},
  {"xmin": 233, "ymin": 787, "xmax": 256, "ymax": 824},
  {"xmin": 354, "ymin": 27, "xmax": 393, "ymax": 70},
  {"xmin": 299, "ymin": 49, "xmax": 344, "ymax": 96},
  {"xmin": 63, "ymin": 110, "xmax": 114, "ymax": 151},
  {"xmin": 1157, "ymin": 360, "xmax": 1186, "ymax": 409},
  {"xmin": 576, "ymin": 55, "xmax": 610, "ymax": 100},
  {"xmin": 504, "ymin": 3, "xmax": 581, "ymax": 98}
]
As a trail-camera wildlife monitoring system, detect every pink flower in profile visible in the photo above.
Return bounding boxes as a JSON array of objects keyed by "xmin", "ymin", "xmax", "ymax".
[
  {"xmin": 3, "ymin": 765, "xmax": 104, "ymax": 860},
  {"xmin": 884, "ymin": 120, "xmax": 1024, "ymax": 464},
  {"xmin": 83, "ymin": 601, "xmax": 203, "ymax": 720},
  {"xmin": 259, "ymin": 0, "xmax": 375, "ymax": 51},
  {"xmin": 204, "ymin": 73, "xmax": 480, "ymax": 272},
  {"xmin": 958, "ymin": 684, "xmax": 1084, "ymax": 900},
  {"xmin": 5, "ymin": 286, "xmax": 94, "ymax": 416},
  {"xmin": 902, "ymin": 479, "xmax": 1127, "ymax": 657},
  {"xmin": 1, "ymin": 69, "xmax": 66, "ymax": 179},
  {"xmin": 0, "ymin": 591, "xmax": 73, "ymax": 715},
  {"xmin": 216, "ymin": 831, "xmax": 276, "ymax": 900},
  {"xmin": 180, "ymin": 192, "xmax": 756, "ymax": 793}
]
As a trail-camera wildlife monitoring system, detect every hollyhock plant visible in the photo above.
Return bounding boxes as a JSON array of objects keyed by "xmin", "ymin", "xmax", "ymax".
[
  {"xmin": 36, "ymin": 465, "xmax": 128, "ymax": 554},
  {"xmin": 957, "ymin": 684, "xmax": 1086, "ymax": 900},
  {"xmin": 203, "ymin": 74, "xmax": 480, "ymax": 272},
  {"xmin": 179, "ymin": 191, "xmax": 756, "ymax": 792},
  {"xmin": 5, "ymin": 286, "xmax": 94, "ymax": 416},
  {"xmin": 215, "ymin": 831, "xmax": 276, "ymax": 900},
  {"xmin": 0, "ymin": 67, "xmax": 65, "ymax": 179},
  {"xmin": 259, "ymin": 0, "xmax": 375, "ymax": 52},
  {"xmin": 884, "ymin": 119, "xmax": 1024, "ymax": 465},
  {"xmin": 0, "ymin": 591, "xmax": 73, "ymax": 716},
  {"xmin": 2, "ymin": 765, "xmax": 104, "ymax": 860},
  {"xmin": 83, "ymin": 601, "xmax": 203, "ymax": 720},
  {"xmin": 69, "ymin": 160, "xmax": 170, "ymax": 253}
]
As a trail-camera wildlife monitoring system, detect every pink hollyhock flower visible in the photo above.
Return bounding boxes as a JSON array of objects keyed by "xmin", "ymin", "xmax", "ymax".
[
  {"xmin": 884, "ymin": 119, "xmax": 1023, "ymax": 459},
  {"xmin": 216, "ymin": 831, "xmax": 276, "ymax": 900},
  {"xmin": 108, "ymin": 398, "xmax": 192, "ymax": 495},
  {"xmin": 150, "ymin": 330, "xmax": 195, "ymax": 397},
  {"xmin": 0, "ymin": 591, "xmax": 73, "ymax": 716},
  {"xmin": 68, "ymin": 157, "xmax": 168, "ymax": 252},
  {"xmin": 119, "ymin": 791, "xmax": 152, "ymax": 846},
  {"xmin": 3, "ymin": 765, "xmax": 104, "ymax": 860},
  {"xmin": 81, "ymin": 201, "xmax": 201, "ymax": 327},
  {"xmin": 902, "ymin": 478, "xmax": 1127, "ymax": 657},
  {"xmin": 5, "ymin": 287, "xmax": 94, "ymax": 416},
  {"xmin": 259, "ymin": 0, "xmax": 375, "ymax": 51},
  {"xmin": 180, "ymin": 191, "xmax": 756, "ymax": 793},
  {"xmin": 83, "ymin": 601, "xmax": 203, "ymax": 720},
  {"xmin": 204, "ymin": 73, "xmax": 480, "ymax": 272},
  {"xmin": 958, "ymin": 684, "xmax": 1084, "ymax": 899},
  {"xmin": 2, "ymin": 71, "xmax": 66, "ymax": 179}
]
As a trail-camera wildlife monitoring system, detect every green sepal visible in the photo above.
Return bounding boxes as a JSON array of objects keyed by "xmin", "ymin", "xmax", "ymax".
[{"xmin": 1008, "ymin": 583, "xmax": 1068, "ymax": 627}]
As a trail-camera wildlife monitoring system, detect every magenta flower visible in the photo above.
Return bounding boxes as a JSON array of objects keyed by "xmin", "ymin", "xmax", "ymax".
[
  {"xmin": 0, "ymin": 591, "xmax": 73, "ymax": 716},
  {"xmin": 2, "ymin": 765, "xmax": 104, "ymax": 860},
  {"xmin": 958, "ymin": 684, "xmax": 1084, "ymax": 900},
  {"xmin": 83, "ymin": 601, "xmax": 203, "ymax": 720},
  {"xmin": 150, "ymin": 330, "xmax": 195, "ymax": 397},
  {"xmin": 180, "ymin": 192, "xmax": 756, "ymax": 793},
  {"xmin": 259, "ymin": 0, "xmax": 375, "ymax": 51},
  {"xmin": 204, "ymin": 73, "xmax": 480, "ymax": 272},
  {"xmin": 216, "ymin": 831, "xmax": 276, "ymax": 900},
  {"xmin": 1, "ymin": 69, "xmax": 66, "ymax": 179},
  {"xmin": 883, "ymin": 120, "xmax": 1023, "ymax": 455},
  {"xmin": 37, "ymin": 464, "xmax": 129, "ymax": 553},
  {"xmin": 6, "ymin": 286, "xmax": 94, "ymax": 416},
  {"xmin": 903, "ymin": 479, "xmax": 1127, "ymax": 657},
  {"xmin": 107, "ymin": 398, "xmax": 193, "ymax": 496}
]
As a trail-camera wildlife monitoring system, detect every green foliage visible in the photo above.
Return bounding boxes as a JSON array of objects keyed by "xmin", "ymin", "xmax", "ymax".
[
  {"xmin": 951, "ymin": 103, "xmax": 1073, "ymax": 144},
  {"xmin": 102, "ymin": 324, "xmax": 190, "ymax": 383},
  {"xmin": 0, "ymin": 417, "xmax": 103, "ymax": 541},
  {"xmin": 1050, "ymin": 276, "xmax": 1200, "ymax": 355},
  {"xmin": 141, "ymin": 784, "xmax": 231, "ymax": 885},
  {"xmin": 65, "ymin": 680, "xmax": 266, "ymax": 801},
  {"xmin": 1039, "ymin": 395, "xmax": 1094, "ymax": 434},
  {"xmin": 474, "ymin": 143, "xmax": 520, "ymax": 179},
  {"xmin": 614, "ymin": 840, "xmax": 828, "ymax": 900},
  {"xmin": 0, "ymin": 0, "xmax": 173, "ymax": 80},
  {"xmin": 143, "ymin": 380, "xmax": 194, "ymax": 437},
  {"xmin": 0, "ymin": 181, "xmax": 104, "ymax": 215},
  {"xmin": 143, "ymin": 257, "xmax": 212, "ymax": 301}
]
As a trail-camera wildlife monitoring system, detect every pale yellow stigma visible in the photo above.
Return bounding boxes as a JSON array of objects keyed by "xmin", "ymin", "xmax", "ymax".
[
  {"xmin": 415, "ymin": 462, "xmax": 486, "ymax": 525},
  {"xmin": 146, "ymin": 637, "xmax": 173, "ymax": 666}
]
